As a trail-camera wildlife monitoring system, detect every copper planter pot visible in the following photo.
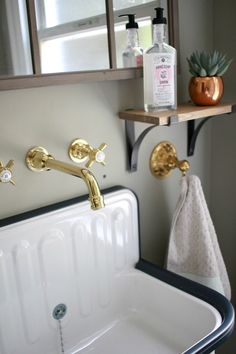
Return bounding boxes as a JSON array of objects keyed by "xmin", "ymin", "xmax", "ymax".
[{"xmin": 189, "ymin": 76, "xmax": 224, "ymax": 106}]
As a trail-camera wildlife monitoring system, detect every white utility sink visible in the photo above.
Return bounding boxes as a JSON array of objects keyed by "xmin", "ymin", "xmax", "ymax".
[
  {"xmin": 69, "ymin": 269, "xmax": 222, "ymax": 354},
  {"xmin": 0, "ymin": 188, "xmax": 234, "ymax": 354}
]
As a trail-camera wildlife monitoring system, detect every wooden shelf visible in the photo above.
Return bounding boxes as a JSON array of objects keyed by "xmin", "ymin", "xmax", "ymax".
[
  {"xmin": 119, "ymin": 103, "xmax": 234, "ymax": 126},
  {"xmin": 120, "ymin": 102, "xmax": 236, "ymax": 172}
]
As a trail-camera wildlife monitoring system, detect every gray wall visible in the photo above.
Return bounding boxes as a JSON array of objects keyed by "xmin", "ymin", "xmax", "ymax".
[
  {"xmin": 0, "ymin": 0, "xmax": 234, "ymax": 352},
  {"xmin": 0, "ymin": 79, "xmax": 211, "ymax": 264},
  {"xmin": 0, "ymin": 0, "xmax": 214, "ymax": 266},
  {"xmin": 211, "ymin": 0, "xmax": 236, "ymax": 352}
]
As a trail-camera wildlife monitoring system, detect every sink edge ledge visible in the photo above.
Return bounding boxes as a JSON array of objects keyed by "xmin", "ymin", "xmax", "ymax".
[{"xmin": 136, "ymin": 258, "xmax": 235, "ymax": 354}]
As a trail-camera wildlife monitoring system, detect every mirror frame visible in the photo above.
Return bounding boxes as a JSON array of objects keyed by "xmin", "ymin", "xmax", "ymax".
[{"xmin": 0, "ymin": 0, "xmax": 179, "ymax": 91}]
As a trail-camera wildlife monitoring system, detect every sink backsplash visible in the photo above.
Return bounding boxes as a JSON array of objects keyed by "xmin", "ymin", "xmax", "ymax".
[{"xmin": 0, "ymin": 188, "xmax": 139, "ymax": 354}]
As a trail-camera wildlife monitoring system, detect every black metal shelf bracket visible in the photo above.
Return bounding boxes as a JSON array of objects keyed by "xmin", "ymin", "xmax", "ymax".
[
  {"xmin": 125, "ymin": 120, "xmax": 156, "ymax": 172},
  {"xmin": 187, "ymin": 117, "xmax": 213, "ymax": 156},
  {"xmin": 187, "ymin": 104, "xmax": 236, "ymax": 156},
  {"xmin": 125, "ymin": 115, "xmax": 179, "ymax": 172}
]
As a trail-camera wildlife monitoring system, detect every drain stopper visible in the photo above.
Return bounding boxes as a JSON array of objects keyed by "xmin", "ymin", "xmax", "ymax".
[{"xmin": 52, "ymin": 304, "xmax": 67, "ymax": 320}]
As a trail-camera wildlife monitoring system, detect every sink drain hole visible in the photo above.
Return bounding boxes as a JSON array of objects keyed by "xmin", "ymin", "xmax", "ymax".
[
  {"xmin": 53, "ymin": 304, "xmax": 67, "ymax": 354},
  {"xmin": 53, "ymin": 303, "xmax": 67, "ymax": 320}
]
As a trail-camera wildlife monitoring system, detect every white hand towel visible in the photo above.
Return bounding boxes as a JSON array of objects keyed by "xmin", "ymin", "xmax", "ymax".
[{"xmin": 166, "ymin": 175, "xmax": 231, "ymax": 299}]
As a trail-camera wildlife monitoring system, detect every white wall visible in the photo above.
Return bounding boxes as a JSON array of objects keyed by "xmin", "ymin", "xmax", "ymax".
[{"xmin": 211, "ymin": 0, "xmax": 236, "ymax": 352}]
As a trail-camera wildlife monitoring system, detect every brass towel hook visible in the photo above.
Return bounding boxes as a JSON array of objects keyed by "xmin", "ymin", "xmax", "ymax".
[{"xmin": 150, "ymin": 141, "xmax": 190, "ymax": 179}]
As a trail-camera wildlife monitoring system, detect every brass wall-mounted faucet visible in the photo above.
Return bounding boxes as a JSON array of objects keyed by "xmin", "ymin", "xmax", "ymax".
[{"xmin": 25, "ymin": 147, "xmax": 104, "ymax": 210}]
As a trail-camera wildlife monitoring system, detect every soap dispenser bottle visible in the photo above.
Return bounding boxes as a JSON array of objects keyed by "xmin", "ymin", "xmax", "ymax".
[
  {"xmin": 119, "ymin": 14, "xmax": 143, "ymax": 68},
  {"xmin": 143, "ymin": 7, "xmax": 177, "ymax": 112}
]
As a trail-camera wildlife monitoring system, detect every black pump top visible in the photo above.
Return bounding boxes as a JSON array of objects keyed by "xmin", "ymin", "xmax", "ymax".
[
  {"xmin": 152, "ymin": 7, "xmax": 167, "ymax": 24},
  {"xmin": 119, "ymin": 14, "xmax": 139, "ymax": 29}
]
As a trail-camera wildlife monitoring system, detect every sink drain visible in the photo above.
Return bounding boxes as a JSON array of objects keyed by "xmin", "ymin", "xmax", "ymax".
[
  {"xmin": 53, "ymin": 304, "xmax": 67, "ymax": 353},
  {"xmin": 52, "ymin": 304, "xmax": 67, "ymax": 320}
]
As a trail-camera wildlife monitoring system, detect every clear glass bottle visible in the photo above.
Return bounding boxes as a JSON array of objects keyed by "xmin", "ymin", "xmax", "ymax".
[
  {"xmin": 119, "ymin": 14, "xmax": 143, "ymax": 68},
  {"xmin": 143, "ymin": 7, "xmax": 177, "ymax": 112}
]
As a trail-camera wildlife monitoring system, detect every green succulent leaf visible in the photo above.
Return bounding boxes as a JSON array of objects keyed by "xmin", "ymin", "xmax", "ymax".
[
  {"xmin": 217, "ymin": 59, "xmax": 233, "ymax": 76},
  {"xmin": 195, "ymin": 51, "xmax": 202, "ymax": 67},
  {"xmin": 189, "ymin": 69, "xmax": 197, "ymax": 76},
  {"xmin": 213, "ymin": 51, "xmax": 220, "ymax": 64},
  {"xmin": 187, "ymin": 58, "xmax": 199, "ymax": 75},
  {"xmin": 209, "ymin": 64, "xmax": 219, "ymax": 76},
  {"xmin": 208, "ymin": 56, "xmax": 213, "ymax": 70},
  {"xmin": 192, "ymin": 63, "xmax": 201, "ymax": 73},
  {"xmin": 191, "ymin": 51, "xmax": 201, "ymax": 67},
  {"xmin": 187, "ymin": 50, "xmax": 233, "ymax": 77},
  {"xmin": 218, "ymin": 55, "xmax": 227, "ymax": 67},
  {"xmin": 199, "ymin": 67, "xmax": 207, "ymax": 77},
  {"xmin": 200, "ymin": 51, "xmax": 208, "ymax": 70},
  {"xmin": 218, "ymin": 52, "xmax": 225, "ymax": 62}
]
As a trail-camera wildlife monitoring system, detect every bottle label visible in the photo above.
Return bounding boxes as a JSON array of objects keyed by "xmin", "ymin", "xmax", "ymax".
[{"xmin": 152, "ymin": 53, "xmax": 175, "ymax": 106}]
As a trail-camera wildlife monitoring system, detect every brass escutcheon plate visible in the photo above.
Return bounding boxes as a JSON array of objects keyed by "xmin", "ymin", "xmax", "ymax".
[
  {"xmin": 150, "ymin": 141, "xmax": 177, "ymax": 179},
  {"xmin": 25, "ymin": 146, "xmax": 51, "ymax": 172},
  {"xmin": 68, "ymin": 138, "xmax": 89, "ymax": 163}
]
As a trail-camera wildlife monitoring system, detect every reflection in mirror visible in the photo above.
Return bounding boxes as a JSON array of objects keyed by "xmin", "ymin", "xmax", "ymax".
[
  {"xmin": 114, "ymin": 0, "xmax": 168, "ymax": 69},
  {"xmin": 0, "ymin": 0, "xmax": 33, "ymax": 77},
  {"xmin": 35, "ymin": 0, "xmax": 110, "ymax": 73}
]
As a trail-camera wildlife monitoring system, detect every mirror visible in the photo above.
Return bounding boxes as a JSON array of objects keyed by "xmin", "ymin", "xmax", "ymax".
[
  {"xmin": 114, "ymin": 0, "xmax": 169, "ymax": 69},
  {"xmin": 0, "ymin": 0, "xmax": 178, "ymax": 86},
  {"xmin": 34, "ymin": 0, "xmax": 110, "ymax": 73},
  {"xmin": 0, "ymin": 0, "xmax": 33, "ymax": 77}
]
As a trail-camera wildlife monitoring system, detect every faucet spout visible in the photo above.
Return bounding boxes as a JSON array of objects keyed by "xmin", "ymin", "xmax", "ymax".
[
  {"xmin": 80, "ymin": 168, "xmax": 105, "ymax": 210},
  {"xmin": 26, "ymin": 146, "xmax": 104, "ymax": 210},
  {"xmin": 46, "ymin": 158, "xmax": 104, "ymax": 210}
]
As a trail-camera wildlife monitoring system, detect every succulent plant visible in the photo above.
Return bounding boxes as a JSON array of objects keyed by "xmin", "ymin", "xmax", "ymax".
[{"xmin": 187, "ymin": 50, "xmax": 233, "ymax": 77}]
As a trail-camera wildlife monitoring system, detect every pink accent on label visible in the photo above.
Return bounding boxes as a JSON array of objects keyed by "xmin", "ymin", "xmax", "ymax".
[
  {"xmin": 136, "ymin": 55, "xmax": 143, "ymax": 67},
  {"xmin": 156, "ymin": 65, "xmax": 173, "ymax": 85}
]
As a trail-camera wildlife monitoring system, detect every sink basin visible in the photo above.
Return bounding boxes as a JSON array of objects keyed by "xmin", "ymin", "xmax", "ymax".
[
  {"xmin": 68, "ymin": 268, "xmax": 222, "ymax": 354},
  {"xmin": 0, "ymin": 187, "xmax": 234, "ymax": 354}
]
